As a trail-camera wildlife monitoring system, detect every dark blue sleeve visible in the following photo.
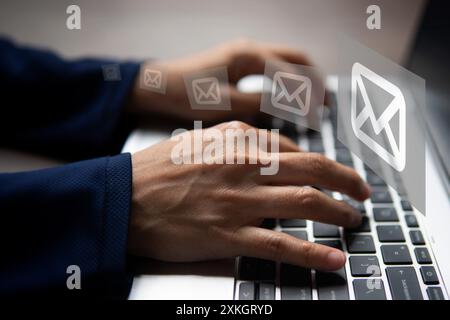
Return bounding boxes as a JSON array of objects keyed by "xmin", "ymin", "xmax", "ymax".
[
  {"xmin": 0, "ymin": 153, "xmax": 133, "ymax": 298},
  {"xmin": 0, "ymin": 38, "xmax": 141, "ymax": 160}
]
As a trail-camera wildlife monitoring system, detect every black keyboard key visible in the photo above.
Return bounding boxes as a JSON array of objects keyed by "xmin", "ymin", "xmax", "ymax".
[
  {"xmin": 401, "ymin": 200, "xmax": 413, "ymax": 211},
  {"xmin": 346, "ymin": 216, "xmax": 371, "ymax": 233},
  {"xmin": 239, "ymin": 282, "xmax": 255, "ymax": 300},
  {"xmin": 280, "ymin": 219, "xmax": 306, "ymax": 228},
  {"xmin": 336, "ymin": 149, "xmax": 353, "ymax": 163},
  {"xmin": 280, "ymin": 264, "xmax": 312, "ymax": 300},
  {"xmin": 373, "ymin": 207, "xmax": 398, "ymax": 222},
  {"xmin": 410, "ymin": 230, "xmax": 425, "ymax": 245},
  {"xmin": 415, "ymin": 247, "xmax": 432, "ymax": 264},
  {"xmin": 308, "ymin": 139, "xmax": 324, "ymax": 153},
  {"xmin": 420, "ymin": 266, "xmax": 439, "ymax": 285},
  {"xmin": 315, "ymin": 240, "xmax": 342, "ymax": 250},
  {"xmin": 316, "ymin": 267, "xmax": 349, "ymax": 300},
  {"xmin": 261, "ymin": 219, "xmax": 276, "ymax": 229},
  {"xmin": 313, "ymin": 222, "xmax": 340, "ymax": 238},
  {"xmin": 371, "ymin": 190, "xmax": 392, "ymax": 203},
  {"xmin": 346, "ymin": 235, "xmax": 376, "ymax": 253},
  {"xmin": 258, "ymin": 283, "xmax": 275, "ymax": 300},
  {"xmin": 281, "ymin": 286, "xmax": 312, "ymax": 300},
  {"xmin": 405, "ymin": 214, "xmax": 419, "ymax": 228},
  {"xmin": 353, "ymin": 279, "xmax": 386, "ymax": 300},
  {"xmin": 381, "ymin": 245, "xmax": 412, "ymax": 264},
  {"xmin": 386, "ymin": 267, "xmax": 423, "ymax": 300},
  {"xmin": 283, "ymin": 230, "xmax": 308, "ymax": 241},
  {"xmin": 239, "ymin": 257, "xmax": 275, "ymax": 281},
  {"xmin": 427, "ymin": 287, "xmax": 445, "ymax": 300},
  {"xmin": 377, "ymin": 225, "xmax": 405, "ymax": 242},
  {"xmin": 366, "ymin": 172, "xmax": 386, "ymax": 186},
  {"xmin": 349, "ymin": 256, "xmax": 381, "ymax": 276}
]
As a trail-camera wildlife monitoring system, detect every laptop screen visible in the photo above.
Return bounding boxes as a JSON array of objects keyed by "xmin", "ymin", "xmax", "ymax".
[{"xmin": 407, "ymin": 0, "xmax": 450, "ymax": 181}]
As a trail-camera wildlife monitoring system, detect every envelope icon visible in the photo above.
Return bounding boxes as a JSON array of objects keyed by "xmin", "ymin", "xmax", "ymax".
[
  {"xmin": 271, "ymin": 71, "xmax": 312, "ymax": 116},
  {"xmin": 351, "ymin": 62, "xmax": 406, "ymax": 171},
  {"xmin": 192, "ymin": 77, "xmax": 221, "ymax": 105},
  {"xmin": 144, "ymin": 69, "xmax": 162, "ymax": 89}
]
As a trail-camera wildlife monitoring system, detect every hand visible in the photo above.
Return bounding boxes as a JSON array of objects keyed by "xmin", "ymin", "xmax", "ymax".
[
  {"xmin": 128, "ymin": 39, "xmax": 323, "ymax": 122},
  {"xmin": 129, "ymin": 121, "xmax": 370, "ymax": 271}
]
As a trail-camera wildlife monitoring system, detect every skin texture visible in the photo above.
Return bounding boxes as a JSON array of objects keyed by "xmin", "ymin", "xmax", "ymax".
[{"xmin": 127, "ymin": 40, "xmax": 370, "ymax": 271}]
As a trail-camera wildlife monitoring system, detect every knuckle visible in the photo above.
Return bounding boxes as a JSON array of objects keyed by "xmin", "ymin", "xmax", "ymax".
[
  {"xmin": 295, "ymin": 187, "xmax": 319, "ymax": 208},
  {"xmin": 264, "ymin": 233, "xmax": 285, "ymax": 261},
  {"xmin": 299, "ymin": 241, "xmax": 315, "ymax": 266},
  {"xmin": 225, "ymin": 120, "xmax": 250, "ymax": 130}
]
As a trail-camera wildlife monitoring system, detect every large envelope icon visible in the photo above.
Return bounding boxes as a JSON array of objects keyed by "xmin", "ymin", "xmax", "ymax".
[
  {"xmin": 351, "ymin": 62, "xmax": 406, "ymax": 171},
  {"xmin": 144, "ymin": 69, "xmax": 162, "ymax": 89},
  {"xmin": 192, "ymin": 77, "xmax": 221, "ymax": 104},
  {"xmin": 271, "ymin": 71, "xmax": 312, "ymax": 116}
]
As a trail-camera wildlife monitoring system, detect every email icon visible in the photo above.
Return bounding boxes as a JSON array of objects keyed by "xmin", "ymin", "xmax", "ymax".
[
  {"xmin": 351, "ymin": 62, "xmax": 406, "ymax": 171},
  {"xmin": 192, "ymin": 77, "xmax": 221, "ymax": 105},
  {"xmin": 144, "ymin": 69, "xmax": 162, "ymax": 89},
  {"xmin": 271, "ymin": 71, "xmax": 312, "ymax": 116}
]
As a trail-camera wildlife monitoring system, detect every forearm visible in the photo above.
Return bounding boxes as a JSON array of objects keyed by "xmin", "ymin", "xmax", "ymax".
[{"xmin": 0, "ymin": 153, "xmax": 133, "ymax": 298}]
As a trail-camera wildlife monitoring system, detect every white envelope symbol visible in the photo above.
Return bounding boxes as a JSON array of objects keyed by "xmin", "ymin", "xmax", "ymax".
[
  {"xmin": 271, "ymin": 71, "xmax": 312, "ymax": 116},
  {"xmin": 144, "ymin": 69, "xmax": 162, "ymax": 89},
  {"xmin": 192, "ymin": 77, "xmax": 221, "ymax": 104},
  {"xmin": 351, "ymin": 62, "xmax": 406, "ymax": 171}
]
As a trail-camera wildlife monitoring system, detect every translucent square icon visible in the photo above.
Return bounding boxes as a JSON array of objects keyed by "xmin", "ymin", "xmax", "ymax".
[
  {"xmin": 183, "ymin": 66, "xmax": 231, "ymax": 110},
  {"xmin": 260, "ymin": 60, "xmax": 325, "ymax": 131},
  {"xmin": 140, "ymin": 65, "xmax": 167, "ymax": 94},
  {"xmin": 102, "ymin": 64, "xmax": 121, "ymax": 81},
  {"xmin": 337, "ymin": 36, "xmax": 426, "ymax": 215}
]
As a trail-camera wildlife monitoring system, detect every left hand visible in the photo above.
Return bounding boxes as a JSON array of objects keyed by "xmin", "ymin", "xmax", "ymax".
[{"xmin": 127, "ymin": 39, "xmax": 322, "ymax": 122}]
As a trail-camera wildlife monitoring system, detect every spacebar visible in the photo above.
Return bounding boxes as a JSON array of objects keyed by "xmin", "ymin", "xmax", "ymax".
[{"xmin": 316, "ymin": 268, "xmax": 349, "ymax": 300}]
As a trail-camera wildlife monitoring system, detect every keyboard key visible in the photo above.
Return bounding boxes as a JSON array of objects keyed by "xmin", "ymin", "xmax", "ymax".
[
  {"xmin": 373, "ymin": 207, "xmax": 398, "ymax": 222},
  {"xmin": 316, "ymin": 267, "xmax": 349, "ymax": 300},
  {"xmin": 427, "ymin": 287, "xmax": 445, "ymax": 300},
  {"xmin": 336, "ymin": 149, "xmax": 353, "ymax": 163},
  {"xmin": 280, "ymin": 219, "xmax": 306, "ymax": 228},
  {"xmin": 414, "ymin": 247, "xmax": 432, "ymax": 264},
  {"xmin": 283, "ymin": 230, "xmax": 308, "ymax": 241},
  {"xmin": 401, "ymin": 200, "xmax": 413, "ymax": 211},
  {"xmin": 346, "ymin": 235, "xmax": 376, "ymax": 253},
  {"xmin": 315, "ymin": 240, "xmax": 342, "ymax": 250},
  {"xmin": 308, "ymin": 139, "xmax": 324, "ymax": 153},
  {"xmin": 420, "ymin": 266, "xmax": 439, "ymax": 285},
  {"xmin": 410, "ymin": 230, "xmax": 425, "ymax": 245},
  {"xmin": 346, "ymin": 216, "xmax": 371, "ymax": 233},
  {"xmin": 258, "ymin": 283, "xmax": 275, "ymax": 300},
  {"xmin": 405, "ymin": 214, "xmax": 419, "ymax": 228},
  {"xmin": 377, "ymin": 225, "xmax": 405, "ymax": 242},
  {"xmin": 386, "ymin": 267, "xmax": 423, "ymax": 300},
  {"xmin": 353, "ymin": 279, "xmax": 386, "ymax": 300},
  {"xmin": 239, "ymin": 257, "xmax": 275, "ymax": 281},
  {"xmin": 349, "ymin": 256, "xmax": 381, "ymax": 277},
  {"xmin": 261, "ymin": 219, "xmax": 276, "ymax": 229},
  {"xmin": 313, "ymin": 222, "xmax": 340, "ymax": 238},
  {"xmin": 343, "ymin": 198, "xmax": 366, "ymax": 213},
  {"xmin": 371, "ymin": 190, "xmax": 392, "ymax": 203},
  {"xmin": 381, "ymin": 245, "xmax": 412, "ymax": 264},
  {"xmin": 239, "ymin": 282, "xmax": 255, "ymax": 300},
  {"xmin": 281, "ymin": 286, "xmax": 312, "ymax": 300},
  {"xmin": 280, "ymin": 264, "xmax": 312, "ymax": 300},
  {"xmin": 366, "ymin": 172, "xmax": 386, "ymax": 186}
]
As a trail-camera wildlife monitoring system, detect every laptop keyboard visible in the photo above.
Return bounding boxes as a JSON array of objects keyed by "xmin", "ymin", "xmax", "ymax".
[{"xmin": 235, "ymin": 97, "xmax": 446, "ymax": 300}]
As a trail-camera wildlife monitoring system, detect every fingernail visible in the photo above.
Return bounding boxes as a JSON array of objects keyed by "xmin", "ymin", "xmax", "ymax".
[{"xmin": 327, "ymin": 251, "xmax": 346, "ymax": 268}]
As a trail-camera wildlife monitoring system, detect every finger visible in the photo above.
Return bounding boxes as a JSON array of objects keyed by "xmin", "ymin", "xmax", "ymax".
[
  {"xmin": 251, "ymin": 186, "xmax": 362, "ymax": 228},
  {"xmin": 261, "ymin": 152, "xmax": 371, "ymax": 201},
  {"xmin": 234, "ymin": 226, "xmax": 346, "ymax": 271},
  {"xmin": 261, "ymin": 43, "xmax": 313, "ymax": 66},
  {"xmin": 257, "ymin": 128, "xmax": 301, "ymax": 153},
  {"xmin": 228, "ymin": 86, "xmax": 261, "ymax": 115}
]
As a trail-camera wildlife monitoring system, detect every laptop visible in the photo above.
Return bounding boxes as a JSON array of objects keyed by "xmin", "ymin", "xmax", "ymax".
[{"xmin": 126, "ymin": 1, "xmax": 449, "ymax": 300}]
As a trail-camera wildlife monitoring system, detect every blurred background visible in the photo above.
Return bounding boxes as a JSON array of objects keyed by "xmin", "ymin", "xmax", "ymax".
[{"xmin": 0, "ymin": 0, "xmax": 425, "ymax": 73}]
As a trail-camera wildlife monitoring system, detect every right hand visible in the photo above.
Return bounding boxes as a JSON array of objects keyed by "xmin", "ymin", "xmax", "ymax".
[{"xmin": 129, "ymin": 121, "xmax": 370, "ymax": 271}]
